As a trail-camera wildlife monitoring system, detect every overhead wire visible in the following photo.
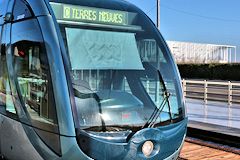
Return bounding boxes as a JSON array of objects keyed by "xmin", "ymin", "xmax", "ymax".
[
  {"xmin": 161, "ymin": 4, "xmax": 240, "ymax": 23},
  {"xmin": 144, "ymin": 3, "xmax": 240, "ymax": 23},
  {"xmin": 145, "ymin": 4, "xmax": 157, "ymax": 15}
]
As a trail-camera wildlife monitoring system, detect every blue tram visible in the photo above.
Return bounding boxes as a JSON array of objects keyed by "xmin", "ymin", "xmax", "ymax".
[{"xmin": 0, "ymin": 0, "xmax": 187, "ymax": 159}]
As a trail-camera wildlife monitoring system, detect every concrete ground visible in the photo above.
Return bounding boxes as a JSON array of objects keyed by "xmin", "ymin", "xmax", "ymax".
[{"xmin": 186, "ymin": 99, "xmax": 240, "ymax": 137}]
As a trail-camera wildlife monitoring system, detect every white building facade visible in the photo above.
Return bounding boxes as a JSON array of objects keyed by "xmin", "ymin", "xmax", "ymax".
[{"xmin": 167, "ymin": 41, "xmax": 237, "ymax": 64}]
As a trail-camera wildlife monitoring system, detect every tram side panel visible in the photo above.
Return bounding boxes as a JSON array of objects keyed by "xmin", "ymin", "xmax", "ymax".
[
  {"xmin": 0, "ymin": 1, "xmax": 61, "ymax": 158},
  {"xmin": 0, "ymin": 22, "xmax": 59, "ymax": 160},
  {"xmin": 0, "ymin": 1, "xmax": 84, "ymax": 159},
  {"xmin": 0, "ymin": 20, "xmax": 3, "ymax": 157},
  {"xmin": 0, "ymin": 115, "xmax": 43, "ymax": 160},
  {"xmin": 0, "ymin": 18, "xmax": 43, "ymax": 159}
]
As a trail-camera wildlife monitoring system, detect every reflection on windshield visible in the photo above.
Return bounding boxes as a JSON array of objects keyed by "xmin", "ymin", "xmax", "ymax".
[{"xmin": 71, "ymin": 64, "xmax": 173, "ymax": 132}]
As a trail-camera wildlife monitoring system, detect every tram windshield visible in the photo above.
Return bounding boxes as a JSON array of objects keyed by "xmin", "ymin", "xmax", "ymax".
[{"xmin": 51, "ymin": 1, "xmax": 184, "ymax": 132}]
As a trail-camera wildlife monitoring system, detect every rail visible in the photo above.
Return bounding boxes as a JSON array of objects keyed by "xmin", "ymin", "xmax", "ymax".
[{"xmin": 182, "ymin": 79, "xmax": 240, "ymax": 105}]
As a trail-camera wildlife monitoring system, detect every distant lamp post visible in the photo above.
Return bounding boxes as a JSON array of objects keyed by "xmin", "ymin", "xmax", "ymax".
[{"xmin": 157, "ymin": 0, "xmax": 160, "ymax": 29}]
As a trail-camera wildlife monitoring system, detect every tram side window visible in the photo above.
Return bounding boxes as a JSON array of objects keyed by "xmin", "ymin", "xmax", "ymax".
[
  {"xmin": 137, "ymin": 39, "xmax": 180, "ymax": 117},
  {"xmin": 0, "ymin": 44, "xmax": 17, "ymax": 115},
  {"xmin": 11, "ymin": 19, "xmax": 58, "ymax": 132}
]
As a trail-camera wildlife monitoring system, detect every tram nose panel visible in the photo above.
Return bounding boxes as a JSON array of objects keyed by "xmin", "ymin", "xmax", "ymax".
[{"xmin": 77, "ymin": 119, "xmax": 187, "ymax": 160}]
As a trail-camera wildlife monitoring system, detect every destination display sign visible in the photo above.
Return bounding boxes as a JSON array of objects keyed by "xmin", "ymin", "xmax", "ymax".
[{"xmin": 51, "ymin": 3, "xmax": 129, "ymax": 26}]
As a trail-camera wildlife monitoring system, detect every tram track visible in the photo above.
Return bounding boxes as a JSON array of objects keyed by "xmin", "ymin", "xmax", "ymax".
[
  {"xmin": 187, "ymin": 123, "xmax": 240, "ymax": 149},
  {"xmin": 184, "ymin": 136, "xmax": 240, "ymax": 155}
]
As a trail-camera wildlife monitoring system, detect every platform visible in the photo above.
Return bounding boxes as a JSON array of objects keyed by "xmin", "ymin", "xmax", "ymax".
[
  {"xmin": 186, "ymin": 98, "xmax": 240, "ymax": 147},
  {"xmin": 186, "ymin": 99, "xmax": 240, "ymax": 129}
]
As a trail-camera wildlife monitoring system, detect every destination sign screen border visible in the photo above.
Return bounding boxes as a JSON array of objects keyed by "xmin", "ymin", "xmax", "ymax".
[{"xmin": 50, "ymin": 2, "xmax": 138, "ymax": 27}]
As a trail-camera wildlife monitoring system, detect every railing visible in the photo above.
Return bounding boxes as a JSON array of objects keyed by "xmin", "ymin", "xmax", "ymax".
[{"xmin": 182, "ymin": 79, "xmax": 240, "ymax": 105}]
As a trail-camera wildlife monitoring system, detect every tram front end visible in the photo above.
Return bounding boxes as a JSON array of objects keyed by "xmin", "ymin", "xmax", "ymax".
[{"xmin": 49, "ymin": 0, "xmax": 187, "ymax": 159}]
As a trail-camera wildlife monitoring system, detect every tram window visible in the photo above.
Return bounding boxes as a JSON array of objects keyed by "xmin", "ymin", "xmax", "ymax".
[
  {"xmin": 61, "ymin": 24, "xmax": 182, "ymax": 127},
  {"xmin": 11, "ymin": 19, "xmax": 58, "ymax": 133},
  {"xmin": 137, "ymin": 39, "xmax": 166, "ymax": 63},
  {"xmin": 0, "ymin": 44, "xmax": 17, "ymax": 116},
  {"xmin": 13, "ymin": 0, "xmax": 33, "ymax": 21}
]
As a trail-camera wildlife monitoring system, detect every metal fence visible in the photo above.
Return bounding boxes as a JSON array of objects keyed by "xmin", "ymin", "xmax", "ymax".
[{"xmin": 182, "ymin": 79, "xmax": 240, "ymax": 105}]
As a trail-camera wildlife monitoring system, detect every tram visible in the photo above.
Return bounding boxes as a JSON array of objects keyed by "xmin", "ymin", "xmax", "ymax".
[{"xmin": 0, "ymin": 0, "xmax": 187, "ymax": 159}]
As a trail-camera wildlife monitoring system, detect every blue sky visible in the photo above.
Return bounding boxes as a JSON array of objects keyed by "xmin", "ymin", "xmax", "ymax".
[{"xmin": 127, "ymin": 0, "xmax": 240, "ymax": 61}]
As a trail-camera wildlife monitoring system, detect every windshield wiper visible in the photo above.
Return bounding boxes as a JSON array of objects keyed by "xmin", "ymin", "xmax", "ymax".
[
  {"xmin": 142, "ymin": 69, "xmax": 172, "ymax": 129},
  {"xmin": 142, "ymin": 91, "xmax": 170, "ymax": 128}
]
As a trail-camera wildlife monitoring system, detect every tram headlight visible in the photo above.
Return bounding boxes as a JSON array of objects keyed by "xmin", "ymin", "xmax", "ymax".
[{"xmin": 142, "ymin": 141, "xmax": 154, "ymax": 157}]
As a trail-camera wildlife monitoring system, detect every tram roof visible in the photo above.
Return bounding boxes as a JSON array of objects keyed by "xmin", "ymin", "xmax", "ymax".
[
  {"xmin": 48, "ymin": 0, "xmax": 140, "ymax": 13},
  {"xmin": 0, "ymin": 0, "xmax": 142, "ymax": 25}
]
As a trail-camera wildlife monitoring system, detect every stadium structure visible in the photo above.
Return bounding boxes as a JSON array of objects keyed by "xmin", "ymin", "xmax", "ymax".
[{"xmin": 167, "ymin": 41, "xmax": 237, "ymax": 64}]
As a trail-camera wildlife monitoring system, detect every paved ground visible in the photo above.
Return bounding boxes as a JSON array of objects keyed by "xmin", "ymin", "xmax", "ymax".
[
  {"xmin": 180, "ymin": 99, "xmax": 240, "ymax": 159},
  {"xmin": 179, "ymin": 141, "xmax": 240, "ymax": 160},
  {"xmin": 186, "ymin": 99, "xmax": 240, "ymax": 130}
]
